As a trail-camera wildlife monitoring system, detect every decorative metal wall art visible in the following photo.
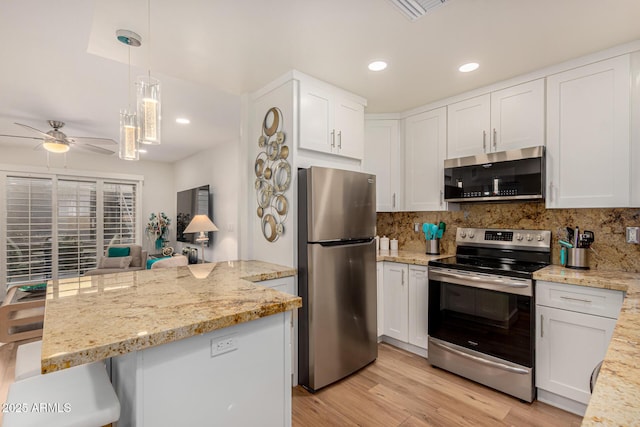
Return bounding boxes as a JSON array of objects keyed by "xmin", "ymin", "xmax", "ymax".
[{"xmin": 255, "ymin": 107, "xmax": 290, "ymax": 242}]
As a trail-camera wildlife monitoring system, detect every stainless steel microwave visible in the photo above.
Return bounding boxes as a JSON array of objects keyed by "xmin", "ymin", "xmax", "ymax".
[{"xmin": 443, "ymin": 146, "xmax": 545, "ymax": 203}]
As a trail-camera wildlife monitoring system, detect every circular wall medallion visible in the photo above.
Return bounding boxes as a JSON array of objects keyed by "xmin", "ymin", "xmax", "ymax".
[
  {"xmin": 262, "ymin": 214, "xmax": 278, "ymax": 242},
  {"xmin": 276, "ymin": 131, "xmax": 285, "ymax": 144},
  {"xmin": 274, "ymin": 194, "xmax": 288, "ymax": 216},
  {"xmin": 279, "ymin": 145, "xmax": 289, "ymax": 160},
  {"xmin": 267, "ymin": 140, "xmax": 279, "ymax": 160},
  {"xmin": 273, "ymin": 160, "xmax": 291, "ymax": 192},
  {"xmin": 263, "ymin": 107, "xmax": 280, "ymax": 137}
]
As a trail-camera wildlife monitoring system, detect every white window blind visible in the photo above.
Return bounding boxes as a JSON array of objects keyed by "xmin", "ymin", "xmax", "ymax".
[
  {"xmin": 57, "ymin": 179, "xmax": 97, "ymax": 278},
  {"xmin": 5, "ymin": 176, "xmax": 53, "ymax": 285},
  {"xmin": 3, "ymin": 173, "xmax": 140, "ymax": 288},
  {"xmin": 103, "ymin": 182, "xmax": 137, "ymax": 251}
]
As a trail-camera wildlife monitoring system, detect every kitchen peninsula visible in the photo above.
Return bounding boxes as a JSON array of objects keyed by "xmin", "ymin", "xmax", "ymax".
[{"xmin": 41, "ymin": 261, "xmax": 300, "ymax": 426}]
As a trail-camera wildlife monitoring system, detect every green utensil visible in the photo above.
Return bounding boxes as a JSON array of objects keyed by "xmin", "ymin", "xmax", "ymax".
[{"xmin": 436, "ymin": 222, "xmax": 446, "ymax": 239}]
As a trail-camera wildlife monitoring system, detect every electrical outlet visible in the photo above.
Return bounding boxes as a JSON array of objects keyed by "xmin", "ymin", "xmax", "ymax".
[
  {"xmin": 414, "ymin": 222, "xmax": 420, "ymax": 232},
  {"xmin": 211, "ymin": 334, "xmax": 238, "ymax": 357},
  {"xmin": 626, "ymin": 227, "xmax": 640, "ymax": 244}
]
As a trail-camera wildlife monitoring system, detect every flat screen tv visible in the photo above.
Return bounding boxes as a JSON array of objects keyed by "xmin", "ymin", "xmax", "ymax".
[{"xmin": 176, "ymin": 185, "xmax": 212, "ymax": 245}]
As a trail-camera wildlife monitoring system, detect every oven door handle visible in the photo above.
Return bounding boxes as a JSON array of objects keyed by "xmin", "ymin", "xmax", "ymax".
[
  {"xmin": 430, "ymin": 339, "xmax": 529, "ymax": 375},
  {"xmin": 430, "ymin": 270, "xmax": 529, "ymax": 288}
]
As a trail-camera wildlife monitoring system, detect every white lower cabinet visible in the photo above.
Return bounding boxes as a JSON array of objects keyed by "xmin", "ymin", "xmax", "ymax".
[
  {"xmin": 408, "ymin": 265, "xmax": 429, "ymax": 349},
  {"xmin": 382, "ymin": 262, "xmax": 408, "ymax": 342},
  {"xmin": 376, "ymin": 261, "xmax": 384, "ymax": 338},
  {"xmin": 535, "ymin": 280, "xmax": 623, "ymax": 415},
  {"xmin": 380, "ymin": 261, "xmax": 429, "ymax": 357}
]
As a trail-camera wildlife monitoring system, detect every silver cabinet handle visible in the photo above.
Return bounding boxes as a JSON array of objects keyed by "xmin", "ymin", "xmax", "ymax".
[
  {"xmin": 492, "ymin": 128, "xmax": 497, "ymax": 150},
  {"xmin": 549, "ymin": 180, "xmax": 553, "ymax": 203},
  {"xmin": 482, "ymin": 130, "xmax": 487, "ymax": 152},
  {"xmin": 541, "ymin": 314, "xmax": 544, "ymax": 338},
  {"xmin": 560, "ymin": 296, "xmax": 593, "ymax": 304},
  {"xmin": 337, "ymin": 130, "xmax": 342, "ymax": 149},
  {"xmin": 401, "ymin": 269, "xmax": 405, "ymax": 286},
  {"xmin": 392, "ymin": 193, "xmax": 396, "ymax": 209},
  {"xmin": 331, "ymin": 129, "xmax": 335, "ymax": 148},
  {"xmin": 440, "ymin": 190, "xmax": 444, "ymax": 206}
]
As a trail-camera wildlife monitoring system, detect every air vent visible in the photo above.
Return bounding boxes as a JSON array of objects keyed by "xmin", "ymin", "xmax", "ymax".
[{"xmin": 388, "ymin": 0, "xmax": 448, "ymax": 21}]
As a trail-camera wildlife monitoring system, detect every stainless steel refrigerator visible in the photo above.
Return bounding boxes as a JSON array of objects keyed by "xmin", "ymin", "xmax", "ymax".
[{"xmin": 298, "ymin": 166, "xmax": 378, "ymax": 392}]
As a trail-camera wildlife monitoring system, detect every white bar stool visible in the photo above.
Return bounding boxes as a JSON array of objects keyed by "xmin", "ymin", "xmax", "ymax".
[
  {"xmin": 3, "ymin": 362, "xmax": 120, "ymax": 427},
  {"xmin": 14, "ymin": 340, "xmax": 42, "ymax": 381}
]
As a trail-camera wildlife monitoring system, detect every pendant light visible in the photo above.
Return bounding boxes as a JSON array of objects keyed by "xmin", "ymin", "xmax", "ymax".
[
  {"xmin": 117, "ymin": 30, "xmax": 141, "ymax": 161},
  {"xmin": 137, "ymin": 0, "xmax": 161, "ymax": 145}
]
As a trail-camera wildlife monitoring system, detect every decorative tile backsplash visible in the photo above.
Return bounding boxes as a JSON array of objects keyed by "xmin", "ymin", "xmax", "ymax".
[{"xmin": 376, "ymin": 202, "xmax": 640, "ymax": 272}]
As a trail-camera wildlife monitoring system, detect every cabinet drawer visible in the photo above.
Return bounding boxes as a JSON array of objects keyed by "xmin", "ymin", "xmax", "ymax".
[{"xmin": 536, "ymin": 280, "xmax": 623, "ymax": 319}]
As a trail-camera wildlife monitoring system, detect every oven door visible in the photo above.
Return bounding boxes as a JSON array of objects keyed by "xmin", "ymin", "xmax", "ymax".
[{"xmin": 428, "ymin": 267, "xmax": 534, "ymax": 368}]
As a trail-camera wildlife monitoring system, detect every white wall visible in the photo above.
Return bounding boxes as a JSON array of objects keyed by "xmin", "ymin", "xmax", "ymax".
[
  {"xmin": 173, "ymin": 144, "xmax": 240, "ymax": 262},
  {"xmin": 2, "ymin": 146, "xmax": 175, "ymax": 256},
  {"xmin": 246, "ymin": 80, "xmax": 297, "ymax": 267}
]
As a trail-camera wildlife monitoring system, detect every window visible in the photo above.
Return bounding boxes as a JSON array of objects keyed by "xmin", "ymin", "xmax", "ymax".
[
  {"xmin": 5, "ymin": 176, "xmax": 53, "ymax": 284},
  {"xmin": 2, "ymin": 172, "xmax": 141, "ymax": 291}
]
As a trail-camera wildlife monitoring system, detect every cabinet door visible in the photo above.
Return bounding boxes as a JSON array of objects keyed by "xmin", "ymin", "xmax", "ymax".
[
  {"xmin": 546, "ymin": 56, "xmax": 630, "ymax": 208},
  {"xmin": 536, "ymin": 305, "xmax": 616, "ymax": 404},
  {"xmin": 299, "ymin": 82, "xmax": 332, "ymax": 154},
  {"xmin": 408, "ymin": 265, "xmax": 428, "ymax": 350},
  {"xmin": 376, "ymin": 262, "xmax": 384, "ymax": 338},
  {"xmin": 405, "ymin": 107, "xmax": 447, "ymax": 211},
  {"xmin": 490, "ymin": 79, "xmax": 545, "ymax": 152},
  {"xmin": 335, "ymin": 96, "xmax": 365, "ymax": 159},
  {"xmin": 364, "ymin": 120, "xmax": 400, "ymax": 211},
  {"xmin": 382, "ymin": 262, "xmax": 408, "ymax": 342},
  {"xmin": 447, "ymin": 94, "xmax": 491, "ymax": 158}
]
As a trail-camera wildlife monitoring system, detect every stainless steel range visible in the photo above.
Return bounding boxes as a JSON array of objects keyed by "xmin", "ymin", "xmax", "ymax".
[{"xmin": 427, "ymin": 227, "xmax": 551, "ymax": 402}]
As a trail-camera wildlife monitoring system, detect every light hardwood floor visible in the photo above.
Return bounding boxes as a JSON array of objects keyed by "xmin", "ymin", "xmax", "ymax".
[
  {"xmin": 1, "ymin": 340, "xmax": 582, "ymax": 426},
  {"xmin": 293, "ymin": 343, "xmax": 582, "ymax": 427}
]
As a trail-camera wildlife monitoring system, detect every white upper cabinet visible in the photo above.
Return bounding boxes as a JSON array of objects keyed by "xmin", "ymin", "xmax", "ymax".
[
  {"xmin": 447, "ymin": 94, "xmax": 491, "ymax": 158},
  {"xmin": 299, "ymin": 79, "xmax": 366, "ymax": 160},
  {"xmin": 546, "ymin": 56, "xmax": 630, "ymax": 208},
  {"xmin": 404, "ymin": 107, "xmax": 447, "ymax": 211},
  {"xmin": 491, "ymin": 79, "xmax": 545, "ymax": 152},
  {"xmin": 363, "ymin": 120, "xmax": 401, "ymax": 211},
  {"xmin": 447, "ymin": 79, "xmax": 545, "ymax": 159}
]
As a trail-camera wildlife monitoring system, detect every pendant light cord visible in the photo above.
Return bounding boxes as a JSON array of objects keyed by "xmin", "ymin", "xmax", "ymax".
[{"xmin": 148, "ymin": 0, "xmax": 151, "ymax": 80}]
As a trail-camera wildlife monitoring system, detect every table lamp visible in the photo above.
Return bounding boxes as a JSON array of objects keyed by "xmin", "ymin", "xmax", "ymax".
[{"xmin": 183, "ymin": 214, "xmax": 218, "ymax": 263}]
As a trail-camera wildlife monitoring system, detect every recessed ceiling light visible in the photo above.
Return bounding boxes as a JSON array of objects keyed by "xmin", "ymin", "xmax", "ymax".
[
  {"xmin": 459, "ymin": 62, "xmax": 480, "ymax": 73},
  {"xmin": 368, "ymin": 61, "xmax": 388, "ymax": 72},
  {"xmin": 176, "ymin": 118, "xmax": 190, "ymax": 124},
  {"xmin": 138, "ymin": 148, "xmax": 148, "ymax": 153}
]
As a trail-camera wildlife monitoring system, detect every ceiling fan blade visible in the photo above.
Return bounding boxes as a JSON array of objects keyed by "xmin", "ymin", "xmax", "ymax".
[
  {"xmin": 68, "ymin": 136, "xmax": 117, "ymax": 145},
  {"xmin": 33, "ymin": 143, "xmax": 44, "ymax": 151},
  {"xmin": 74, "ymin": 143, "xmax": 116, "ymax": 155},
  {"xmin": 14, "ymin": 122, "xmax": 58, "ymax": 140},
  {"xmin": 0, "ymin": 133, "xmax": 44, "ymax": 141}
]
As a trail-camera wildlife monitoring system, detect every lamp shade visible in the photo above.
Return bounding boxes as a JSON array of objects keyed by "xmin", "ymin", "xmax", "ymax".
[{"xmin": 184, "ymin": 215, "xmax": 218, "ymax": 234}]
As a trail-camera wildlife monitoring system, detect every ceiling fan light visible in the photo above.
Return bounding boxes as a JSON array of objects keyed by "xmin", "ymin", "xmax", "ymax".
[
  {"xmin": 136, "ymin": 76, "xmax": 161, "ymax": 145},
  {"xmin": 42, "ymin": 140, "xmax": 70, "ymax": 153}
]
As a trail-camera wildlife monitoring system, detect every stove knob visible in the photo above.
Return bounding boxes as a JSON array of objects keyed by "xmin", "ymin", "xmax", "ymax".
[
  {"xmin": 515, "ymin": 233, "xmax": 523, "ymax": 241},
  {"xmin": 460, "ymin": 230, "xmax": 467, "ymax": 238},
  {"xmin": 469, "ymin": 232, "xmax": 475, "ymax": 239},
  {"xmin": 537, "ymin": 235, "xmax": 544, "ymax": 241},
  {"xmin": 526, "ymin": 234, "xmax": 533, "ymax": 241}
]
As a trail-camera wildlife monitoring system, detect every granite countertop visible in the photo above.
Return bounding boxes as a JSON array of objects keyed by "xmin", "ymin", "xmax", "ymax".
[
  {"xmin": 533, "ymin": 265, "xmax": 640, "ymax": 426},
  {"xmin": 41, "ymin": 260, "xmax": 300, "ymax": 374},
  {"xmin": 376, "ymin": 250, "xmax": 452, "ymax": 266}
]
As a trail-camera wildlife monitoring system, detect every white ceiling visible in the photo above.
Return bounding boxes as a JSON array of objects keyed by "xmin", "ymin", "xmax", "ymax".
[{"xmin": 1, "ymin": 0, "xmax": 639, "ymax": 163}]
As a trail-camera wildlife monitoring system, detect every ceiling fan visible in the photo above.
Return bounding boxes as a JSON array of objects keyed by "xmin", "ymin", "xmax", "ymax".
[{"xmin": 0, "ymin": 120, "xmax": 117, "ymax": 155}]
